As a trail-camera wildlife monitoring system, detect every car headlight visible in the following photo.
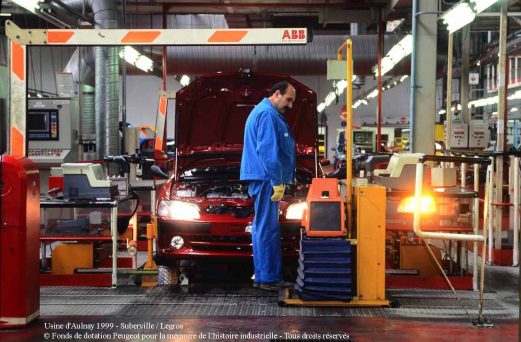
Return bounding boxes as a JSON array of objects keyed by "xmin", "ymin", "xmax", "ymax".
[
  {"xmin": 285, "ymin": 202, "xmax": 307, "ymax": 220},
  {"xmin": 158, "ymin": 200, "xmax": 200, "ymax": 220}
]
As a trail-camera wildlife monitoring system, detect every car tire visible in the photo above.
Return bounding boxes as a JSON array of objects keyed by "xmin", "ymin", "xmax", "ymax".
[{"xmin": 157, "ymin": 265, "xmax": 179, "ymax": 285}]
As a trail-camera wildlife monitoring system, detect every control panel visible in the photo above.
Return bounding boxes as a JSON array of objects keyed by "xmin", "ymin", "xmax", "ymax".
[
  {"xmin": 27, "ymin": 99, "xmax": 79, "ymax": 193},
  {"xmin": 28, "ymin": 149, "xmax": 71, "ymax": 164}
]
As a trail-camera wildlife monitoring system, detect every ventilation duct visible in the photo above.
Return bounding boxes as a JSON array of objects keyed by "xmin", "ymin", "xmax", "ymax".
[{"xmin": 63, "ymin": 0, "xmax": 119, "ymax": 161}]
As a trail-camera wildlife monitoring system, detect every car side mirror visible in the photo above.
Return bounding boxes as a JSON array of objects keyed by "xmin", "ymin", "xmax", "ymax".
[{"xmin": 150, "ymin": 165, "xmax": 169, "ymax": 179}]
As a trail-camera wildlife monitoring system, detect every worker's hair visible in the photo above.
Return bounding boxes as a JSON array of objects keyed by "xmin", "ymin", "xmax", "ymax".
[{"xmin": 269, "ymin": 81, "xmax": 292, "ymax": 96}]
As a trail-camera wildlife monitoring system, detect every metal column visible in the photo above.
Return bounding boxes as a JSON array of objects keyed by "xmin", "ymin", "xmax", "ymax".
[
  {"xmin": 411, "ymin": 0, "xmax": 437, "ymax": 154},
  {"xmin": 494, "ymin": 2, "xmax": 508, "ymax": 255},
  {"xmin": 446, "ymin": 33, "xmax": 454, "ymax": 149},
  {"xmin": 461, "ymin": 27, "xmax": 470, "ymax": 122}
]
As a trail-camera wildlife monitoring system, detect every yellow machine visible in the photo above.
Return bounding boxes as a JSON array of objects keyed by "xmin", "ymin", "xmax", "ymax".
[
  {"xmin": 283, "ymin": 184, "xmax": 389, "ymax": 306},
  {"xmin": 282, "ymin": 38, "xmax": 388, "ymax": 307}
]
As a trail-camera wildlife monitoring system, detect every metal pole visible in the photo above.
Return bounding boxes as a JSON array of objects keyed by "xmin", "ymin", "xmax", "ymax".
[
  {"xmin": 494, "ymin": 1, "xmax": 508, "ymax": 258},
  {"xmin": 488, "ymin": 157, "xmax": 494, "ymax": 264},
  {"xmin": 446, "ymin": 33, "xmax": 454, "ymax": 149},
  {"xmin": 473, "ymin": 161, "xmax": 480, "ymax": 290},
  {"xmin": 513, "ymin": 156, "xmax": 519, "ymax": 266},
  {"xmin": 111, "ymin": 206, "xmax": 118, "ymax": 287},
  {"xmin": 377, "ymin": 9, "xmax": 383, "ymax": 152},
  {"xmin": 409, "ymin": 0, "xmax": 417, "ymax": 151},
  {"xmin": 121, "ymin": 0, "xmax": 127, "ymax": 153},
  {"xmin": 461, "ymin": 26, "xmax": 470, "ymax": 122}
]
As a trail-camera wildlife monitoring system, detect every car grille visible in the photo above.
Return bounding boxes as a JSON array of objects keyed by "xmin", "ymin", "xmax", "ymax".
[{"xmin": 204, "ymin": 205, "xmax": 254, "ymax": 218}]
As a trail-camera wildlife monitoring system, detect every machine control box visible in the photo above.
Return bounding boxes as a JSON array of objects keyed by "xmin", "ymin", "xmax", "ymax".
[
  {"xmin": 63, "ymin": 163, "xmax": 118, "ymax": 200},
  {"xmin": 469, "ymin": 121, "xmax": 489, "ymax": 148},
  {"xmin": 447, "ymin": 123, "xmax": 469, "ymax": 148}
]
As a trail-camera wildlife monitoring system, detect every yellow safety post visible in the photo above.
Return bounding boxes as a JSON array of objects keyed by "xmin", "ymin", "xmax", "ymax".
[
  {"xmin": 337, "ymin": 39, "xmax": 353, "ymax": 236},
  {"xmin": 141, "ymin": 216, "xmax": 158, "ymax": 287}
]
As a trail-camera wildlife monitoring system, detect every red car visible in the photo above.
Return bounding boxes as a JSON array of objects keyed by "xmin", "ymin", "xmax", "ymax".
[{"xmin": 155, "ymin": 71, "xmax": 317, "ymax": 279}]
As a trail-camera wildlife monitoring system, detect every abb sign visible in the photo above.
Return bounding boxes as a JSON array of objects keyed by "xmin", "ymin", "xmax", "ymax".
[{"xmin": 282, "ymin": 29, "xmax": 306, "ymax": 40}]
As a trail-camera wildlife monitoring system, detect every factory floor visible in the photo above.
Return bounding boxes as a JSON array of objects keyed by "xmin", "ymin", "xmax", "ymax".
[{"xmin": 0, "ymin": 263, "xmax": 518, "ymax": 341}]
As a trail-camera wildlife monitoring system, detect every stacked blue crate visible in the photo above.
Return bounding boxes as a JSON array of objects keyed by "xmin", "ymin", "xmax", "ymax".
[{"xmin": 294, "ymin": 238, "xmax": 353, "ymax": 301}]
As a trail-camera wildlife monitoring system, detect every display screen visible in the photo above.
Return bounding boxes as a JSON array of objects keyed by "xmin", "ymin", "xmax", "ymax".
[
  {"xmin": 28, "ymin": 112, "xmax": 48, "ymax": 132},
  {"xmin": 28, "ymin": 110, "xmax": 59, "ymax": 140},
  {"xmin": 353, "ymin": 131, "xmax": 373, "ymax": 144}
]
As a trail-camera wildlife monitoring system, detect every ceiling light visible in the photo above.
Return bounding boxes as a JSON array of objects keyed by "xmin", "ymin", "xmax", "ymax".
[
  {"xmin": 471, "ymin": 0, "xmax": 499, "ymax": 14},
  {"xmin": 180, "ymin": 75, "xmax": 190, "ymax": 86},
  {"xmin": 400, "ymin": 75, "xmax": 409, "ymax": 82},
  {"xmin": 324, "ymin": 91, "xmax": 336, "ymax": 106},
  {"xmin": 386, "ymin": 19, "xmax": 405, "ymax": 33},
  {"xmin": 335, "ymin": 80, "xmax": 347, "ymax": 94},
  {"xmin": 373, "ymin": 34, "xmax": 412, "ymax": 77},
  {"xmin": 11, "ymin": 0, "xmax": 42, "ymax": 14},
  {"xmin": 441, "ymin": 2, "xmax": 476, "ymax": 34},
  {"xmin": 438, "ymin": 109, "xmax": 447, "ymax": 115},
  {"xmin": 511, "ymin": 107, "xmax": 518, "ymax": 112},
  {"xmin": 367, "ymin": 89, "xmax": 379, "ymax": 99},
  {"xmin": 119, "ymin": 47, "xmax": 154, "ymax": 72}
]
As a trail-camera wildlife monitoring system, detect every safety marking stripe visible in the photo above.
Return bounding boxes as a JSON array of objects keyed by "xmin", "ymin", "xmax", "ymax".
[
  {"xmin": 11, "ymin": 41, "xmax": 24, "ymax": 81},
  {"xmin": 208, "ymin": 30, "xmax": 248, "ymax": 43},
  {"xmin": 159, "ymin": 96, "xmax": 167, "ymax": 116},
  {"xmin": 47, "ymin": 31, "xmax": 74, "ymax": 44},
  {"xmin": 154, "ymin": 137, "xmax": 163, "ymax": 151},
  {"xmin": 10, "ymin": 126, "xmax": 24, "ymax": 156},
  {"xmin": 121, "ymin": 31, "xmax": 161, "ymax": 43}
]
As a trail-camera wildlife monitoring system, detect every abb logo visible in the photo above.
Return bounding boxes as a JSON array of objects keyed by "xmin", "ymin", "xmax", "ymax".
[{"xmin": 282, "ymin": 29, "xmax": 306, "ymax": 40}]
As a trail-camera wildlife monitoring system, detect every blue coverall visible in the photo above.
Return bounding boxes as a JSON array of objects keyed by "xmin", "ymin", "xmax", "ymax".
[{"xmin": 240, "ymin": 98, "xmax": 296, "ymax": 283}]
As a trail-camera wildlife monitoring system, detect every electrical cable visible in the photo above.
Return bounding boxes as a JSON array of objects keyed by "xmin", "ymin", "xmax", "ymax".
[{"xmin": 422, "ymin": 238, "xmax": 474, "ymax": 323}]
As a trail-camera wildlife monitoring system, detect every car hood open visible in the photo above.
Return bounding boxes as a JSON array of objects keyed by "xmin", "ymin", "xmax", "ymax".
[{"xmin": 174, "ymin": 72, "xmax": 317, "ymax": 173}]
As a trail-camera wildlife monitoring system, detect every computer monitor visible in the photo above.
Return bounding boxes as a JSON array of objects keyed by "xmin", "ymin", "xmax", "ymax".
[{"xmin": 27, "ymin": 109, "xmax": 59, "ymax": 140}]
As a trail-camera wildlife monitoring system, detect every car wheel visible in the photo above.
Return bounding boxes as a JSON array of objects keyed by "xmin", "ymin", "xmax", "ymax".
[{"xmin": 157, "ymin": 265, "xmax": 179, "ymax": 285}]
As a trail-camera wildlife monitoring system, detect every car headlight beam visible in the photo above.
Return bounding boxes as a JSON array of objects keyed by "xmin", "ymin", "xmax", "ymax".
[
  {"xmin": 285, "ymin": 202, "xmax": 308, "ymax": 220},
  {"xmin": 158, "ymin": 200, "xmax": 200, "ymax": 220}
]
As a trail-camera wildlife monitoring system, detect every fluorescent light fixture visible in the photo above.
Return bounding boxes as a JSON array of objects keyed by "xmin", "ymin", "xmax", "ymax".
[
  {"xmin": 317, "ymin": 103, "xmax": 326, "ymax": 112},
  {"xmin": 471, "ymin": 0, "xmax": 499, "ymax": 14},
  {"xmin": 386, "ymin": 19, "xmax": 405, "ymax": 33},
  {"xmin": 180, "ymin": 75, "xmax": 190, "ymax": 86},
  {"xmin": 438, "ymin": 109, "xmax": 447, "ymax": 115},
  {"xmin": 335, "ymin": 80, "xmax": 347, "ymax": 94},
  {"xmin": 373, "ymin": 34, "xmax": 413, "ymax": 77},
  {"xmin": 367, "ymin": 89, "xmax": 379, "ymax": 99},
  {"xmin": 441, "ymin": 2, "xmax": 476, "ymax": 34},
  {"xmin": 0, "ymin": 13, "xmax": 12, "ymax": 17},
  {"xmin": 324, "ymin": 91, "xmax": 336, "ymax": 106},
  {"xmin": 511, "ymin": 107, "xmax": 518, "ymax": 112},
  {"xmin": 119, "ymin": 46, "xmax": 154, "ymax": 72},
  {"xmin": 12, "ymin": 0, "xmax": 42, "ymax": 14},
  {"xmin": 469, "ymin": 89, "xmax": 521, "ymax": 108}
]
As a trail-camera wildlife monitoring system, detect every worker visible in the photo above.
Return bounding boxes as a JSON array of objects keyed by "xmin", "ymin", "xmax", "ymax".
[{"xmin": 240, "ymin": 81, "xmax": 296, "ymax": 291}]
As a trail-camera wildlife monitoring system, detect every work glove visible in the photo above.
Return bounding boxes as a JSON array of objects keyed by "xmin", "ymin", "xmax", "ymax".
[{"xmin": 271, "ymin": 184, "xmax": 285, "ymax": 202}]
